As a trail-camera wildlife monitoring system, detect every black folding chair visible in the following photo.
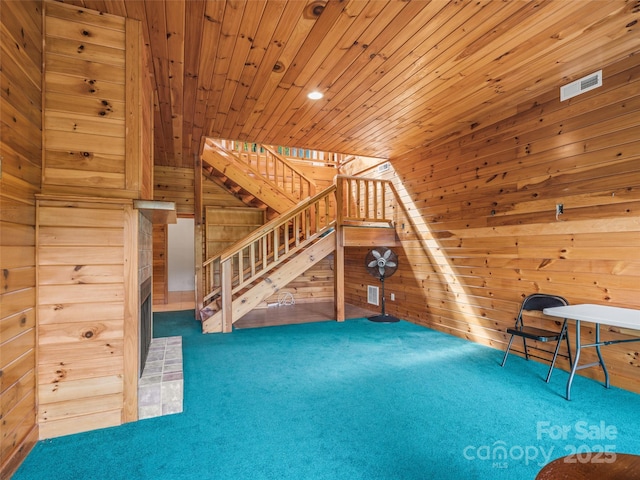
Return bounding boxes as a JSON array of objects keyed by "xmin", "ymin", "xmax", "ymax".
[{"xmin": 501, "ymin": 293, "xmax": 573, "ymax": 383}]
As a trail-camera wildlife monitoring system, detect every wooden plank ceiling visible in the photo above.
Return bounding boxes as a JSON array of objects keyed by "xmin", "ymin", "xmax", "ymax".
[{"xmin": 57, "ymin": 0, "xmax": 640, "ymax": 168}]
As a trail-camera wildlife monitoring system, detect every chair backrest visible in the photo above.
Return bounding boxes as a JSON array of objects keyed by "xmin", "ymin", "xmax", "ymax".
[{"xmin": 521, "ymin": 293, "xmax": 569, "ymax": 313}]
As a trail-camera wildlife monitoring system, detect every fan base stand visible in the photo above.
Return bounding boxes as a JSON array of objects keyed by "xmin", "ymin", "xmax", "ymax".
[{"xmin": 367, "ymin": 314, "xmax": 400, "ymax": 323}]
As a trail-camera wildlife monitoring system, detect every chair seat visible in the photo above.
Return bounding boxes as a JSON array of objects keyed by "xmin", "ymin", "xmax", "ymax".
[
  {"xmin": 501, "ymin": 293, "xmax": 572, "ymax": 384},
  {"xmin": 506, "ymin": 326, "xmax": 563, "ymax": 342}
]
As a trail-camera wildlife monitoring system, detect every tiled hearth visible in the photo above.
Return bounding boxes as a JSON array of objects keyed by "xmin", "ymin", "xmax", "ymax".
[{"xmin": 138, "ymin": 336, "xmax": 183, "ymax": 420}]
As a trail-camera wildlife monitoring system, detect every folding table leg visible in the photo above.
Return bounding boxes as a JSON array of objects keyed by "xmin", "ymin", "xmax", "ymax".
[
  {"xmin": 566, "ymin": 320, "xmax": 581, "ymax": 401},
  {"xmin": 594, "ymin": 323, "xmax": 610, "ymax": 389}
]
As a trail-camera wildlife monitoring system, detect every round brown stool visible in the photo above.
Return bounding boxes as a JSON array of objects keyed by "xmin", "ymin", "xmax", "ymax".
[{"xmin": 536, "ymin": 453, "xmax": 640, "ymax": 479}]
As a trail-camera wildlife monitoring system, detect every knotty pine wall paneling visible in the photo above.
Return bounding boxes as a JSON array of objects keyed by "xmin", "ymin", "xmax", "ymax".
[
  {"xmin": 344, "ymin": 54, "xmax": 640, "ymax": 394},
  {"xmin": 36, "ymin": 197, "xmax": 141, "ymax": 438},
  {"xmin": 153, "ymin": 166, "xmax": 246, "ymax": 305},
  {"xmin": 0, "ymin": 0, "xmax": 43, "ymax": 476},
  {"xmin": 43, "ymin": 1, "xmax": 152, "ymax": 200},
  {"xmin": 154, "ymin": 162, "xmax": 338, "ymax": 309},
  {"xmin": 34, "ymin": 1, "xmax": 152, "ymax": 440},
  {"xmin": 154, "ymin": 165, "xmax": 247, "ymax": 216},
  {"xmin": 261, "ymin": 256, "xmax": 336, "ymax": 308}
]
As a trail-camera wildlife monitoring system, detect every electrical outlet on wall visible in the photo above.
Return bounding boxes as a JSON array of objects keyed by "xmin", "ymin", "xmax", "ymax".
[{"xmin": 390, "ymin": 293, "xmax": 395, "ymax": 301}]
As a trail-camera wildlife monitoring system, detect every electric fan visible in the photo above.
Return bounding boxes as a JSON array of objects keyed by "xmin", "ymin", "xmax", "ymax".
[{"xmin": 365, "ymin": 247, "xmax": 400, "ymax": 323}]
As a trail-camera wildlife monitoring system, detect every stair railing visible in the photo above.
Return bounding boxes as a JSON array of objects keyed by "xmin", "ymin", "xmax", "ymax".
[
  {"xmin": 200, "ymin": 174, "xmax": 398, "ymax": 325},
  {"xmin": 335, "ymin": 175, "xmax": 395, "ymax": 226},
  {"xmin": 202, "ymin": 185, "xmax": 336, "ymax": 308},
  {"xmin": 210, "ymin": 138, "xmax": 317, "ymax": 203}
]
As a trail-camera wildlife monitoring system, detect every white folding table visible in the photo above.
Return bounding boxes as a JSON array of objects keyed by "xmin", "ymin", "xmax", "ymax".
[{"xmin": 542, "ymin": 304, "xmax": 640, "ymax": 400}]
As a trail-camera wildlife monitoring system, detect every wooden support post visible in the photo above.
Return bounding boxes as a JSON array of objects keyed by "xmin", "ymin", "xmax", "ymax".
[
  {"xmin": 122, "ymin": 203, "xmax": 138, "ymax": 422},
  {"xmin": 194, "ymin": 153, "xmax": 204, "ymax": 319},
  {"xmin": 382, "ymin": 182, "xmax": 386, "ymax": 221},
  {"xmin": 335, "ymin": 182, "xmax": 345, "ymax": 322},
  {"xmin": 250, "ymin": 243, "xmax": 256, "ymax": 277},
  {"xmin": 365, "ymin": 180, "xmax": 370, "ymax": 220},
  {"xmin": 221, "ymin": 259, "xmax": 233, "ymax": 333}
]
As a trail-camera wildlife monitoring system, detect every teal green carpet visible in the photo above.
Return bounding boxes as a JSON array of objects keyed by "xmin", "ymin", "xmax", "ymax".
[{"xmin": 14, "ymin": 312, "xmax": 640, "ymax": 479}]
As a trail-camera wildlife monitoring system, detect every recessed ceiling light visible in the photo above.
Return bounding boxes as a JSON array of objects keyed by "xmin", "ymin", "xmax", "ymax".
[{"xmin": 307, "ymin": 91, "xmax": 323, "ymax": 100}]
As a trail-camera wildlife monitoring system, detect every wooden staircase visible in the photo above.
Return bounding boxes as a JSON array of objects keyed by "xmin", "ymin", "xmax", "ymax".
[
  {"xmin": 197, "ymin": 139, "xmax": 403, "ymax": 333},
  {"xmin": 202, "ymin": 230, "xmax": 336, "ymax": 333},
  {"xmin": 201, "ymin": 138, "xmax": 316, "ymax": 219},
  {"xmin": 200, "ymin": 186, "xmax": 337, "ymax": 333}
]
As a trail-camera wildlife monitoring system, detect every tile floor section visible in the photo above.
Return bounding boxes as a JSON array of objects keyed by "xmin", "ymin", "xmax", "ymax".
[{"xmin": 138, "ymin": 336, "xmax": 183, "ymax": 420}]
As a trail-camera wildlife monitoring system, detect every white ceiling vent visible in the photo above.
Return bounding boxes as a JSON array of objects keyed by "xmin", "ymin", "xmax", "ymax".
[
  {"xmin": 377, "ymin": 162, "xmax": 390, "ymax": 173},
  {"xmin": 560, "ymin": 70, "xmax": 602, "ymax": 101}
]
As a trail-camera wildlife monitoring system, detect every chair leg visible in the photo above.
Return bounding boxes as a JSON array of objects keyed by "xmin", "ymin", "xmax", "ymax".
[
  {"xmin": 501, "ymin": 334, "xmax": 516, "ymax": 367},
  {"xmin": 523, "ymin": 337, "xmax": 529, "ymax": 360},
  {"xmin": 545, "ymin": 337, "xmax": 563, "ymax": 383},
  {"xmin": 546, "ymin": 323, "xmax": 570, "ymax": 383}
]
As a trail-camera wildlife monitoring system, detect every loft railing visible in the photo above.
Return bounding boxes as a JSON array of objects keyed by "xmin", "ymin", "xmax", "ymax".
[
  {"xmin": 210, "ymin": 138, "xmax": 317, "ymax": 202},
  {"xmin": 202, "ymin": 185, "xmax": 337, "ymax": 307},
  {"xmin": 229, "ymin": 141, "xmax": 349, "ymax": 166},
  {"xmin": 268, "ymin": 144, "xmax": 341, "ymax": 165},
  {"xmin": 335, "ymin": 175, "xmax": 395, "ymax": 225}
]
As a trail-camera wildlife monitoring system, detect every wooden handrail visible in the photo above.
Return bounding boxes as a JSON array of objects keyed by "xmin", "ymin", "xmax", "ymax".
[
  {"xmin": 201, "ymin": 185, "xmax": 337, "ymax": 309},
  {"xmin": 261, "ymin": 144, "xmax": 317, "ymax": 197},
  {"xmin": 200, "ymin": 173, "xmax": 397, "ymax": 315},
  {"xmin": 209, "ymin": 138, "xmax": 317, "ymax": 202},
  {"xmin": 335, "ymin": 175, "xmax": 394, "ymax": 225},
  {"xmin": 203, "ymin": 185, "xmax": 336, "ymax": 268}
]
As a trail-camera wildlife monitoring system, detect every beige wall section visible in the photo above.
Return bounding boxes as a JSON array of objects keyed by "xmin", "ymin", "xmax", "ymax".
[
  {"xmin": 345, "ymin": 54, "xmax": 640, "ymax": 395},
  {"xmin": 0, "ymin": 0, "xmax": 43, "ymax": 477}
]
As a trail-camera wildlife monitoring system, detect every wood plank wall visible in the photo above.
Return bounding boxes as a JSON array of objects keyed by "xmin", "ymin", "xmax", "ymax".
[
  {"xmin": 153, "ymin": 224, "xmax": 168, "ymax": 304},
  {"xmin": 290, "ymin": 161, "xmax": 336, "ymax": 191},
  {"xmin": 35, "ymin": 1, "xmax": 148, "ymax": 439},
  {"xmin": 154, "ymin": 165, "xmax": 246, "ymax": 216},
  {"xmin": 153, "ymin": 164, "xmax": 339, "ymax": 307},
  {"xmin": 0, "ymin": 0, "xmax": 42, "ymax": 476},
  {"xmin": 205, "ymin": 207, "xmax": 265, "ymax": 258},
  {"xmin": 153, "ymin": 166, "xmax": 246, "ymax": 304},
  {"xmin": 261, "ymin": 256, "xmax": 335, "ymax": 308},
  {"xmin": 139, "ymin": 43, "xmax": 154, "ymax": 201},
  {"xmin": 344, "ymin": 54, "xmax": 640, "ymax": 394},
  {"xmin": 42, "ymin": 1, "xmax": 126, "ymax": 195},
  {"xmin": 42, "ymin": 1, "xmax": 153, "ymax": 200},
  {"xmin": 36, "ymin": 198, "xmax": 132, "ymax": 438}
]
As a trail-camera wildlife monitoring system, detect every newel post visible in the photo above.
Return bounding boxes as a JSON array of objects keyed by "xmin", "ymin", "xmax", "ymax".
[
  {"xmin": 334, "ymin": 177, "xmax": 345, "ymax": 322},
  {"xmin": 195, "ymin": 152, "xmax": 204, "ymax": 320},
  {"xmin": 221, "ymin": 259, "xmax": 233, "ymax": 333}
]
